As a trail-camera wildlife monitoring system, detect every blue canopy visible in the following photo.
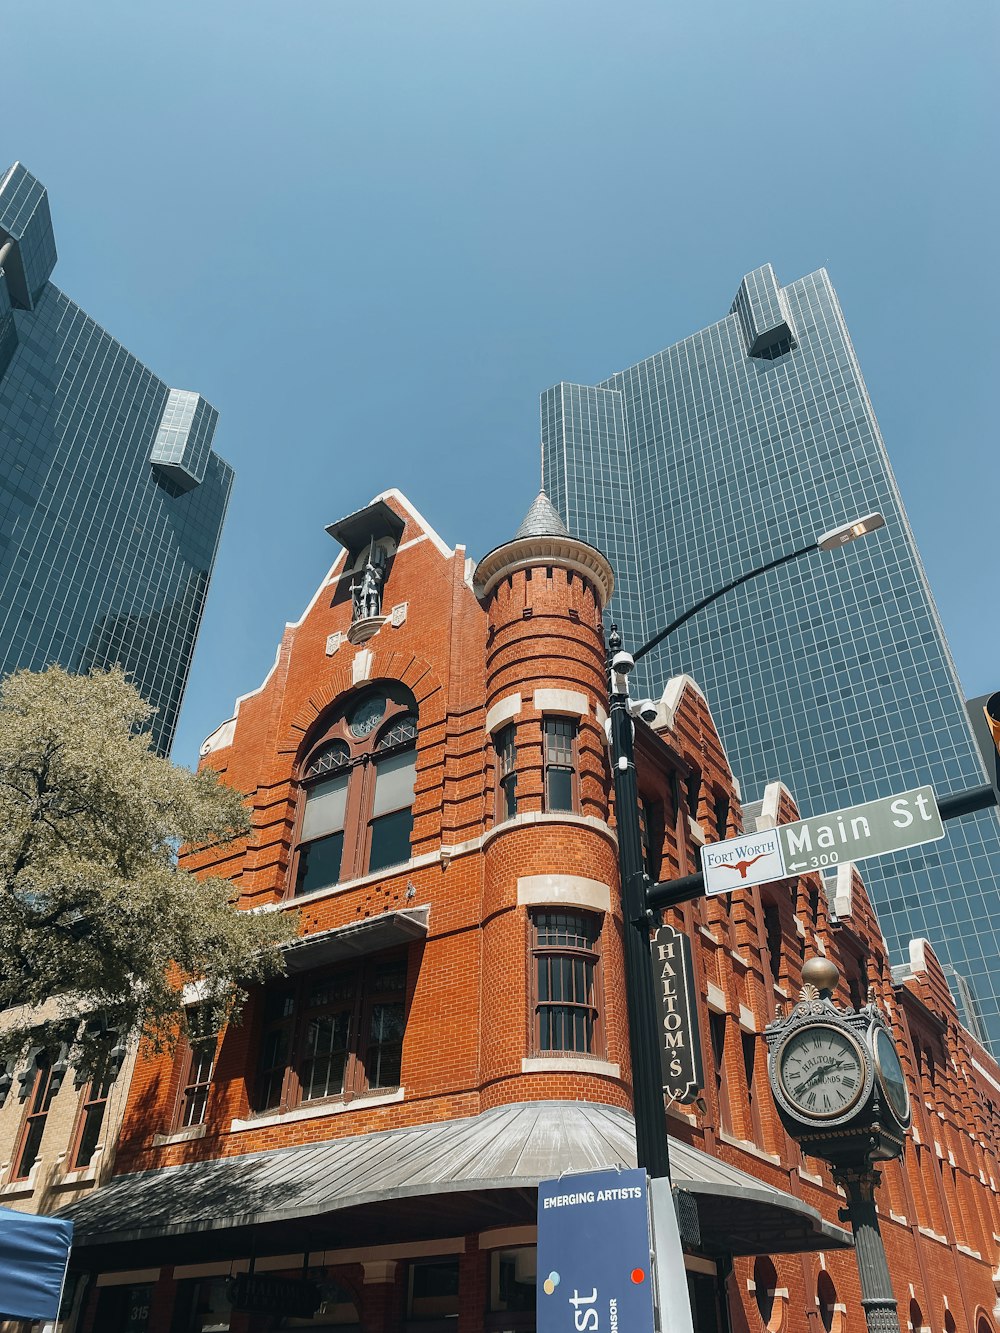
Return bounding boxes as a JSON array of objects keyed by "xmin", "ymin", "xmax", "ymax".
[{"xmin": 0, "ymin": 1206, "xmax": 73, "ymax": 1321}]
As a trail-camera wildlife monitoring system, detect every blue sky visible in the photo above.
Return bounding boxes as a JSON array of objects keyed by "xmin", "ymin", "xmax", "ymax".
[{"xmin": 5, "ymin": 0, "xmax": 998, "ymax": 766}]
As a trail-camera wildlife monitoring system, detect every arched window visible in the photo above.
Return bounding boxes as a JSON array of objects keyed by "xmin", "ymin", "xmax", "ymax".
[
  {"xmin": 909, "ymin": 1299, "xmax": 924, "ymax": 1333},
  {"xmin": 293, "ymin": 685, "xmax": 418, "ymax": 896}
]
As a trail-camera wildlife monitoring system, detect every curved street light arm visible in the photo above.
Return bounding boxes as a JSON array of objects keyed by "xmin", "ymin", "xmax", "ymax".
[{"xmin": 633, "ymin": 541, "xmax": 817, "ymax": 664}]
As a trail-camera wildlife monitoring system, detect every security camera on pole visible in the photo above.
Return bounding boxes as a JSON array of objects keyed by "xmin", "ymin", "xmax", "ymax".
[{"xmin": 765, "ymin": 958, "xmax": 910, "ymax": 1333}]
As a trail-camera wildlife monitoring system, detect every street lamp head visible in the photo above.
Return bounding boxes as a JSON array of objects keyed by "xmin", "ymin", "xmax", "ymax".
[{"xmin": 815, "ymin": 512, "xmax": 885, "ymax": 552}]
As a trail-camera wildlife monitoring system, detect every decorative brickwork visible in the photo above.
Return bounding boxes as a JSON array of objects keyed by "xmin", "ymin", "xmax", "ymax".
[{"xmin": 60, "ymin": 491, "xmax": 1000, "ymax": 1333}]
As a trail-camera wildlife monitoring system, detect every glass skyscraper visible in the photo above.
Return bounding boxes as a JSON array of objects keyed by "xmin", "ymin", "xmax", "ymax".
[
  {"xmin": 0, "ymin": 162, "xmax": 233, "ymax": 754},
  {"xmin": 542, "ymin": 263, "xmax": 1000, "ymax": 1052}
]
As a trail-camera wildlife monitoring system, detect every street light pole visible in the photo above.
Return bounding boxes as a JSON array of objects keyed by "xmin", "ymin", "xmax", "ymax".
[
  {"xmin": 606, "ymin": 514, "xmax": 886, "ymax": 1183},
  {"xmin": 608, "ymin": 624, "xmax": 672, "ymax": 1180}
]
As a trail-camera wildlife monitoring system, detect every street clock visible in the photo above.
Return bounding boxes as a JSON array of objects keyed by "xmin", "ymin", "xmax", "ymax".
[
  {"xmin": 765, "ymin": 956, "xmax": 912, "ymax": 1333},
  {"xmin": 765, "ymin": 957, "xmax": 910, "ymax": 1167},
  {"xmin": 773, "ymin": 1021, "xmax": 869, "ymax": 1121}
]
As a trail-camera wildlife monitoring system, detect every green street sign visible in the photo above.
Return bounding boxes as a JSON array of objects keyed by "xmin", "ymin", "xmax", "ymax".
[{"xmin": 777, "ymin": 785, "xmax": 944, "ymax": 875}]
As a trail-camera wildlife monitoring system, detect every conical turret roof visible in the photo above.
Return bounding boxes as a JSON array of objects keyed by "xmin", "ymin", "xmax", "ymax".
[
  {"xmin": 513, "ymin": 490, "xmax": 570, "ymax": 541},
  {"xmin": 473, "ymin": 488, "xmax": 614, "ymax": 608}
]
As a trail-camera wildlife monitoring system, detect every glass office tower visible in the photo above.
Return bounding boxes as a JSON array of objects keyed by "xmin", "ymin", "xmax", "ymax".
[
  {"xmin": 0, "ymin": 162, "xmax": 232, "ymax": 754},
  {"xmin": 542, "ymin": 264, "xmax": 1000, "ymax": 1052}
]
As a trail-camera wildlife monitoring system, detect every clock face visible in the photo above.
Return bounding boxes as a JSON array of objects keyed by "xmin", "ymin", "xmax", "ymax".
[
  {"xmin": 349, "ymin": 694, "xmax": 386, "ymax": 738},
  {"xmin": 777, "ymin": 1023, "xmax": 867, "ymax": 1121},
  {"xmin": 872, "ymin": 1026, "xmax": 910, "ymax": 1124}
]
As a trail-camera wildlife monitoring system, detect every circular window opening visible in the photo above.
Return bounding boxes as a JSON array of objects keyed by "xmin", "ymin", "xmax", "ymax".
[
  {"xmin": 754, "ymin": 1257, "xmax": 778, "ymax": 1328},
  {"xmin": 817, "ymin": 1272, "xmax": 838, "ymax": 1333}
]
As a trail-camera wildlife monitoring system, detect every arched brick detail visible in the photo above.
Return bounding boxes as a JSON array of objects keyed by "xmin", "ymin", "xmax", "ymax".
[{"xmin": 278, "ymin": 653, "xmax": 446, "ymax": 760}]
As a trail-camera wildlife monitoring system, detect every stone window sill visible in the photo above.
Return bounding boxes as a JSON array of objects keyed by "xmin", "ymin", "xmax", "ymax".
[
  {"xmin": 521, "ymin": 1056, "xmax": 621, "ymax": 1078},
  {"xmin": 230, "ymin": 1087, "xmax": 404, "ymax": 1132},
  {"xmin": 719, "ymin": 1131, "xmax": 782, "ymax": 1165},
  {"xmin": 50, "ymin": 1167, "xmax": 98, "ymax": 1189},
  {"xmin": 153, "ymin": 1123, "xmax": 209, "ymax": 1147},
  {"xmin": 0, "ymin": 1180, "xmax": 35, "ymax": 1199}
]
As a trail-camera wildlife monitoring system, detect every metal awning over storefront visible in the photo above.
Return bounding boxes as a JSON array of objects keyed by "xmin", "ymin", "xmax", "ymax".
[
  {"xmin": 61, "ymin": 1101, "xmax": 850, "ymax": 1271},
  {"xmin": 281, "ymin": 906, "xmax": 430, "ymax": 974}
]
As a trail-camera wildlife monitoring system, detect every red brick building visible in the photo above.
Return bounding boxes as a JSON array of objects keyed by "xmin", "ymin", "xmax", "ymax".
[{"xmin": 60, "ymin": 490, "xmax": 1000, "ymax": 1333}]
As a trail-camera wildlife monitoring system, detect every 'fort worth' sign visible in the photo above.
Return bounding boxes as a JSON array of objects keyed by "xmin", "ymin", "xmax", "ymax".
[{"xmin": 700, "ymin": 785, "xmax": 944, "ymax": 896}]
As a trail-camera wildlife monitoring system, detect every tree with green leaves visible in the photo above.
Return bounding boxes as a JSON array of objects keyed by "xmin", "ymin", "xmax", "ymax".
[{"xmin": 0, "ymin": 665, "xmax": 294, "ymax": 1073}]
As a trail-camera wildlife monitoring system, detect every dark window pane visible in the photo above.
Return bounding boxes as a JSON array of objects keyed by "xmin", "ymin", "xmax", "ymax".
[
  {"xmin": 496, "ymin": 724, "xmax": 518, "ymax": 819},
  {"xmin": 16, "ymin": 1117, "xmax": 45, "ymax": 1179},
  {"xmin": 409, "ymin": 1260, "xmax": 460, "ymax": 1318},
  {"xmin": 546, "ymin": 765, "xmax": 574, "ymax": 811},
  {"xmin": 299, "ymin": 1012, "xmax": 350, "ymax": 1100},
  {"xmin": 74, "ymin": 1102, "xmax": 107, "ymax": 1168},
  {"xmin": 181, "ymin": 1086, "xmax": 209, "ymax": 1129},
  {"xmin": 255, "ymin": 1024, "xmax": 291, "ymax": 1111},
  {"xmin": 368, "ymin": 808, "xmax": 413, "ymax": 872},
  {"xmin": 366, "ymin": 1002, "xmax": 404, "ymax": 1088},
  {"xmin": 189, "ymin": 1044, "xmax": 215, "ymax": 1086},
  {"xmin": 296, "ymin": 830, "xmax": 344, "ymax": 894}
]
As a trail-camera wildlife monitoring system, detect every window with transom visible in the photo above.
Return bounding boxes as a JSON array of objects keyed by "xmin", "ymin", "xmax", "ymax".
[
  {"xmin": 543, "ymin": 717, "xmax": 578, "ymax": 812},
  {"xmin": 293, "ymin": 684, "xmax": 418, "ymax": 896},
  {"xmin": 251, "ymin": 955, "xmax": 407, "ymax": 1115},
  {"xmin": 531, "ymin": 910, "xmax": 603, "ymax": 1055}
]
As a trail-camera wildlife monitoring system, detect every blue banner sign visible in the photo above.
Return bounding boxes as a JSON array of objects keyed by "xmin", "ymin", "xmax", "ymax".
[{"xmin": 537, "ymin": 1168, "xmax": 655, "ymax": 1333}]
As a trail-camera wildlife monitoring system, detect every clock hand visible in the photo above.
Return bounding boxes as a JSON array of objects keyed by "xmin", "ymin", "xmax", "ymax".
[
  {"xmin": 793, "ymin": 1066, "xmax": 827, "ymax": 1096},
  {"xmin": 794, "ymin": 1058, "xmax": 851, "ymax": 1097}
]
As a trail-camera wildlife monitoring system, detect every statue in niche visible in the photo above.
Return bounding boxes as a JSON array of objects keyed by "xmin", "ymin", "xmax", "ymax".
[{"xmin": 350, "ymin": 538, "xmax": 385, "ymax": 622}]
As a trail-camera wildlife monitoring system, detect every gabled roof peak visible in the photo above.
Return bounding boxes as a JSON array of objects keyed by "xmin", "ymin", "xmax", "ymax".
[{"xmin": 514, "ymin": 490, "xmax": 570, "ymax": 541}]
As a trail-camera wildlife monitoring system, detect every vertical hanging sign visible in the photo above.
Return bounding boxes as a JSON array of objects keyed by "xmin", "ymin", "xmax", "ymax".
[{"xmin": 652, "ymin": 923, "xmax": 704, "ymax": 1102}]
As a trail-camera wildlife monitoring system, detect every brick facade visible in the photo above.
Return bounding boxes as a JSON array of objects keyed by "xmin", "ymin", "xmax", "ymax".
[{"xmin": 57, "ymin": 490, "xmax": 1000, "ymax": 1333}]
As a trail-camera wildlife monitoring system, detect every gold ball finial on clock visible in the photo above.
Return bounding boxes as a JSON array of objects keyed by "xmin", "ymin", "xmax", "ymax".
[{"xmin": 801, "ymin": 956, "xmax": 840, "ymax": 998}]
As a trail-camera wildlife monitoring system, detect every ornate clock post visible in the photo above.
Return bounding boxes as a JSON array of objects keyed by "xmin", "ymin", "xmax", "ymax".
[{"xmin": 765, "ymin": 957, "xmax": 911, "ymax": 1333}]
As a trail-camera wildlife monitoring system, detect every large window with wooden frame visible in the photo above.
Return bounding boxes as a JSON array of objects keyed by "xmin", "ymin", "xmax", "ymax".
[
  {"xmin": 543, "ymin": 717, "xmax": 578, "ymax": 812},
  {"xmin": 293, "ymin": 684, "xmax": 418, "ymax": 897},
  {"xmin": 251, "ymin": 954, "xmax": 407, "ymax": 1115},
  {"xmin": 10, "ymin": 1051, "xmax": 56, "ymax": 1181},
  {"xmin": 531, "ymin": 910, "xmax": 603, "ymax": 1056}
]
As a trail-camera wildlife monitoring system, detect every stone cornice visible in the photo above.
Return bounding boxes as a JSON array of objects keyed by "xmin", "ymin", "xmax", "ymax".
[{"xmin": 473, "ymin": 534, "xmax": 614, "ymax": 607}]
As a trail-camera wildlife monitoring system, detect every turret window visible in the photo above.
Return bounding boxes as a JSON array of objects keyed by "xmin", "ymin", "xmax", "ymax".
[
  {"xmin": 543, "ymin": 717, "xmax": 578, "ymax": 812},
  {"xmin": 531, "ymin": 910, "xmax": 603, "ymax": 1055},
  {"xmin": 495, "ymin": 723, "xmax": 518, "ymax": 820},
  {"xmin": 293, "ymin": 685, "xmax": 418, "ymax": 896}
]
